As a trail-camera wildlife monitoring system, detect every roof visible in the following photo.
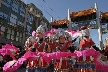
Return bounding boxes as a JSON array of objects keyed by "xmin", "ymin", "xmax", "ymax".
[
  {"xmin": 101, "ymin": 12, "xmax": 108, "ymax": 18},
  {"xmin": 70, "ymin": 7, "xmax": 96, "ymax": 18},
  {"xmin": 51, "ymin": 19, "xmax": 68, "ymax": 25}
]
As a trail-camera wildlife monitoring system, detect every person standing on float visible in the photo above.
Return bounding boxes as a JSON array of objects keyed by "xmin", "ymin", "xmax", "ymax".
[
  {"xmin": 79, "ymin": 25, "xmax": 97, "ymax": 72},
  {"xmin": 33, "ymin": 25, "xmax": 52, "ymax": 72},
  {"xmin": 79, "ymin": 25, "xmax": 95, "ymax": 50},
  {"xmin": 53, "ymin": 28, "xmax": 78, "ymax": 72},
  {"xmin": 25, "ymin": 36, "xmax": 37, "ymax": 72}
]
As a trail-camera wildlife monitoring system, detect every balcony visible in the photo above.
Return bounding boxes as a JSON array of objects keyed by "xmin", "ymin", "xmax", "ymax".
[{"xmin": 0, "ymin": 36, "xmax": 24, "ymax": 47}]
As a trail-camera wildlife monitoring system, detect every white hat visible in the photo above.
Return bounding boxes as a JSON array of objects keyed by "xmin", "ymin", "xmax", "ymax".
[
  {"xmin": 36, "ymin": 25, "xmax": 45, "ymax": 34},
  {"xmin": 54, "ymin": 28, "xmax": 66, "ymax": 39},
  {"xmin": 27, "ymin": 36, "xmax": 36, "ymax": 43},
  {"xmin": 81, "ymin": 28, "xmax": 90, "ymax": 37}
]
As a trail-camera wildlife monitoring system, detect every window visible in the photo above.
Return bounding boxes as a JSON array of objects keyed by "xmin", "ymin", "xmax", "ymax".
[
  {"xmin": 3, "ymin": 0, "xmax": 11, "ymax": 4},
  {"xmin": 22, "ymin": 23, "xmax": 24, "ymax": 26},
  {"xmin": 16, "ymin": 37, "xmax": 18, "ymax": 41},
  {"xmin": 11, "ymin": 30, "xmax": 14, "ymax": 35},
  {"xmin": 11, "ymin": 35, "xmax": 14, "ymax": 40},
  {"xmin": 10, "ymin": 13, "xmax": 17, "ymax": 25},
  {"xmin": 27, "ymin": 14, "xmax": 30, "ymax": 22},
  {"xmin": 16, "ymin": 32, "xmax": 19, "ymax": 41},
  {"xmin": 20, "ymin": 11, "xmax": 25, "ymax": 17},
  {"xmin": 0, "ymin": 12, "xmax": 8, "ymax": 19},
  {"xmin": 20, "ymin": 5, "xmax": 25, "ymax": 17},
  {"xmin": 36, "ymin": 10, "xmax": 41, "ymax": 15},
  {"xmin": 7, "ymin": 29, "xmax": 11, "ymax": 33},
  {"xmin": 17, "ymin": 32, "xmax": 19, "ymax": 36},
  {"xmin": 7, "ymin": 33, "xmax": 10, "ymax": 39},
  {"xmin": 40, "ymin": 21, "xmax": 44, "ymax": 25},
  {"xmin": 0, "ymin": 12, "xmax": 3, "ymax": 17},
  {"xmin": 4, "ymin": 28, "xmax": 8, "ymax": 37},
  {"xmin": 12, "ymin": 1, "xmax": 19, "ymax": 13},
  {"xmin": 27, "ymin": 25, "xmax": 31, "ymax": 34},
  {"xmin": 12, "ymin": 3, "xmax": 19, "ymax": 13},
  {"xmin": 102, "ymin": 24, "xmax": 107, "ymax": 28},
  {"xmin": 19, "ymin": 37, "xmax": 22, "ymax": 42},
  {"xmin": 20, "ymin": 5, "xmax": 25, "ymax": 13},
  {"xmin": 27, "ymin": 14, "xmax": 33, "ymax": 24},
  {"xmin": 2, "ymin": 0, "xmax": 10, "ymax": 7},
  {"xmin": 20, "ymin": 33, "xmax": 22, "ymax": 37},
  {"xmin": 7, "ymin": 0, "xmax": 11, "ymax": 3},
  {"xmin": 3, "ymin": 13, "xmax": 8, "ymax": 19},
  {"xmin": 30, "ymin": 16, "xmax": 33, "ymax": 24}
]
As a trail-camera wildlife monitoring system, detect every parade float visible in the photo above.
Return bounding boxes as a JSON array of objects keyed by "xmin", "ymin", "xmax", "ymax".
[
  {"xmin": 0, "ymin": 3, "xmax": 108, "ymax": 72},
  {"xmin": 0, "ymin": 25, "xmax": 108, "ymax": 72}
]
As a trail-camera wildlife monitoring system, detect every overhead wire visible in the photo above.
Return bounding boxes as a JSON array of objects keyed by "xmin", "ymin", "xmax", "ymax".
[
  {"xmin": 34, "ymin": 0, "xmax": 53, "ymax": 18},
  {"xmin": 42, "ymin": 0, "xmax": 60, "ymax": 19}
]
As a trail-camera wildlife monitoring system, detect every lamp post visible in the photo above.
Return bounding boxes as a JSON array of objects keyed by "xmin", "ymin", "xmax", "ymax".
[{"xmin": 95, "ymin": 3, "xmax": 103, "ymax": 50}]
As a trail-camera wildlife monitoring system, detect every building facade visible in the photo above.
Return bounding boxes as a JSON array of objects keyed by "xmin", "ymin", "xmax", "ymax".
[
  {"xmin": 0, "ymin": 0, "xmax": 26, "ymax": 48},
  {"xmin": 26, "ymin": 3, "xmax": 50, "ymax": 33},
  {"xmin": 0, "ymin": 0, "xmax": 50, "ymax": 48}
]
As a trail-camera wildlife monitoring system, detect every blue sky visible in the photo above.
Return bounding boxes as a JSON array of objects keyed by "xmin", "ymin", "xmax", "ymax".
[{"xmin": 22, "ymin": 0, "xmax": 108, "ymax": 46}]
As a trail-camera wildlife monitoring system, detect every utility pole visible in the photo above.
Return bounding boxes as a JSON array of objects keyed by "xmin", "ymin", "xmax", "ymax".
[
  {"xmin": 22, "ymin": 7, "xmax": 28, "ymax": 44},
  {"xmin": 0, "ymin": 0, "xmax": 2, "ymax": 7},
  {"xmin": 95, "ymin": 3, "xmax": 103, "ymax": 50}
]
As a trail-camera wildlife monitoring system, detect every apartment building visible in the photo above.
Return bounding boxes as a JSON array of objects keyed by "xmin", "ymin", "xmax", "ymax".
[{"xmin": 0, "ymin": 0, "xmax": 50, "ymax": 48}]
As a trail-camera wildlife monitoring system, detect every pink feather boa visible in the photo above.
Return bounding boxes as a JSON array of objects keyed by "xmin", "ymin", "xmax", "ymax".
[{"xmin": 3, "ymin": 48, "xmax": 108, "ymax": 72}]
